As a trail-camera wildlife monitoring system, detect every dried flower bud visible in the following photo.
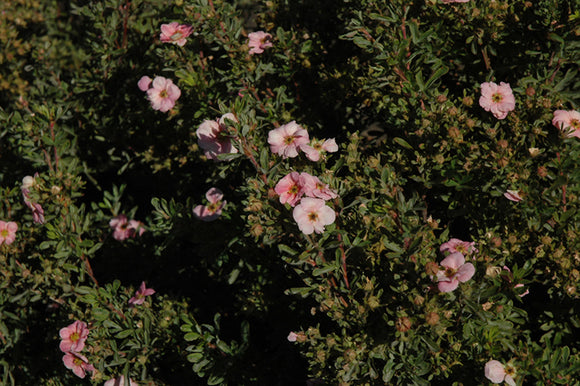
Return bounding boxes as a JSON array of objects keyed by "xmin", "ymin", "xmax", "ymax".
[
  {"xmin": 396, "ymin": 317, "xmax": 412, "ymax": 332},
  {"xmin": 537, "ymin": 166, "xmax": 548, "ymax": 178},
  {"xmin": 486, "ymin": 266, "xmax": 502, "ymax": 278},
  {"xmin": 425, "ymin": 261, "xmax": 439, "ymax": 276},
  {"xmin": 482, "ymin": 302, "xmax": 494, "ymax": 311},
  {"xmin": 426, "ymin": 312, "xmax": 439, "ymax": 326},
  {"xmin": 462, "ymin": 96, "xmax": 473, "ymax": 106},
  {"xmin": 437, "ymin": 94, "xmax": 447, "ymax": 103}
]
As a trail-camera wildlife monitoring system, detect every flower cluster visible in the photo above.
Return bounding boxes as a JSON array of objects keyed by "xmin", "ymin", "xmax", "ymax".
[
  {"xmin": 552, "ymin": 109, "xmax": 580, "ymax": 138},
  {"xmin": 109, "ymin": 215, "xmax": 146, "ymax": 241},
  {"xmin": 434, "ymin": 238, "xmax": 476, "ymax": 292},
  {"xmin": 138, "ymin": 76, "xmax": 181, "ymax": 112},
  {"xmin": 129, "ymin": 281, "xmax": 155, "ymax": 306},
  {"xmin": 268, "ymin": 121, "xmax": 337, "ymax": 161},
  {"xmin": 59, "ymin": 320, "xmax": 95, "ymax": 379},
  {"xmin": 248, "ymin": 31, "xmax": 273, "ymax": 55},
  {"xmin": 196, "ymin": 113, "xmax": 239, "ymax": 161},
  {"xmin": 479, "ymin": 81, "xmax": 515, "ymax": 120},
  {"xmin": 484, "ymin": 360, "xmax": 516, "ymax": 385},
  {"xmin": 0, "ymin": 220, "xmax": 18, "ymax": 246},
  {"xmin": 193, "ymin": 188, "xmax": 227, "ymax": 222},
  {"xmin": 159, "ymin": 22, "xmax": 193, "ymax": 46}
]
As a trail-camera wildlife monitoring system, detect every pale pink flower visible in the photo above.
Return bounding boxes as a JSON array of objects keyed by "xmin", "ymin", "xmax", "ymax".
[
  {"xmin": 196, "ymin": 113, "xmax": 239, "ymax": 161},
  {"xmin": 300, "ymin": 138, "xmax": 339, "ymax": 161},
  {"xmin": 248, "ymin": 31, "xmax": 273, "ymax": 54},
  {"xmin": 110, "ymin": 215, "xmax": 131, "ymax": 241},
  {"xmin": 24, "ymin": 200, "xmax": 45, "ymax": 224},
  {"xmin": 287, "ymin": 332, "xmax": 298, "ymax": 342},
  {"xmin": 129, "ymin": 281, "xmax": 156, "ymax": 306},
  {"xmin": 160, "ymin": 22, "xmax": 193, "ymax": 47},
  {"xmin": 275, "ymin": 172, "xmax": 305, "ymax": 207},
  {"xmin": 128, "ymin": 220, "xmax": 146, "ymax": 236},
  {"xmin": 268, "ymin": 121, "xmax": 310, "ymax": 158},
  {"xmin": 193, "ymin": 188, "xmax": 226, "ymax": 221},
  {"xmin": 59, "ymin": 320, "xmax": 90, "ymax": 353},
  {"xmin": 504, "ymin": 190, "xmax": 523, "ymax": 202},
  {"xmin": 552, "ymin": 110, "xmax": 580, "ymax": 138},
  {"xmin": 104, "ymin": 376, "xmax": 139, "ymax": 386},
  {"xmin": 62, "ymin": 352, "xmax": 95, "ymax": 379},
  {"xmin": 137, "ymin": 76, "xmax": 152, "ymax": 91},
  {"xmin": 22, "ymin": 175, "xmax": 35, "ymax": 190},
  {"xmin": 146, "ymin": 76, "xmax": 181, "ymax": 112},
  {"xmin": 435, "ymin": 252, "xmax": 475, "ymax": 292},
  {"xmin": 479, "ymin": 81, "xmax": 515, "ymax": 120},
  {"xmin": 0, "ymin": 221, "xmax": 18, "ymax": 246},
  {"xmin": 439, "ymin": 238, "xmax": 478, "ymax": 255},
  {"xmin": 292, "ymin": 197, "xmax": 336, "ymax": 235},
  {"xmin": 300, "ymin": 172, "xmax": 338, "ymax": 201},
  {"xmin": 484, "ymin": 360, "xmax": 516, "ymax": 386}
]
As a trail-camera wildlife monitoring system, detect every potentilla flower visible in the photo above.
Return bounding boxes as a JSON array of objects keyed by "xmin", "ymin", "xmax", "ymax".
[
  {"xmin": 104, "ymin": 376, "xmax": 139, "ymax": 386},
  {"xmin": 300, "ymin": 138, "xmax": 339, "ymax": 161},
  {"xmin": 435, "ymin": 252, "xmax": 475, "ymax": 292},
  {"xmin": 300, "ymin": 172, "xmax": 338, "ymax": 201},
  {"xmin": 193, "ymin": 188, "xmax": 226, "ymax": 221},
  {"xmin": 552, "ymin": 109, "xmax": 580, "ymax": 138},
  {"xmin": 145, "ymin": 76, "xmax": 181, "ymax": 112},
  {"xmin": 268, "ymin": 121, "xmax": 310, "ymax": 158},
  {"xmin": 110, "ymin": 215, "xmax": 131, "ymax": 241},
  {"xmin": 275, "ymin": 172, "xmax": 305, "ymax": 207},
  {"xmin": 129, "ymin": 281, "xmax": 156, "ymax": 306},
  {"xmin": 196, "ymin": 113, "xmax": 239, "ymax": 161},
  {"xmin": 479, "ymin": 81, "xmax": 516, "ymax": 120},
  {"xmin": 0, "ymin": 221, "xmax": 18, "ymax": 246},
  {"xmin": 22, "ymin": 175, "xmax": 35, "ymax": 190},
  {"xmin": 137, "ymin": 75, "xmax": 152, "ymax": 91},
  {"xmin": 484, "ymin": 360, "xmax": 516, "ymax": 386},
  {"xmin": 440, "ymin": 238, "xmax": 478, "ymax": 255},
  {"xmin": 160, "ymin": 22, "xmax": 193, "ymax": 46},
  {"xmin": 292, "ymin": 197, "xmax": 336, "ymax": 235},
  {"xmin": 62, "ymin": 352, "xmax": 95, "ymax": 379},
  {"xmin": 248, "ymin": 31, "xmax": 273, "ymax": 54},
  {"xmin": 504, "ymin": 190, "xmax": 523, "ymax": 202},
  {"xmin": 287, "ymin": 332, "xmax": 298, "ymax": 342},
  {"xmin": 59, "ymin": 320, "xmax": 90, "ymax": 353}
]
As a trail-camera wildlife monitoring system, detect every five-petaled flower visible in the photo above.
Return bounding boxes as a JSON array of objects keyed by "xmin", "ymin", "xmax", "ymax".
[
  {"xmin": 435, "ymin": 252, "xmax": 475, "ymax": 292},
  {"xmin": 300, "ymin": 173, "xmax": 338, "ymax": 201},
  {"xmin": 268, "ymin": 121, "xmax": 310, "ymax": 158},
  {"xmin": 110, "ymin": 215, "xmax": 146, "ymax": 241},
  {"xmin": 193, "ymin": 188, "xmax": 226, "ymax": 221},
  {"xmin": 479, "ymin": 81, "xmax": 515, "ymax": 120},
  {"xmin": 139, "ymin": 76, "xmax": 181, "ymax": 112},
  {"xmin": 159, "ymin": 22, "xmax": 193, "ymax": 47},
  {"xmin": 196, "ymin": 113, "xmax": 239, "ymax": 161},
  {"xmin": 552, "ymin": 109, "xmax": 580, "ymax": 138},
  {"xmin": 0, "ymin": 221, "xmax": 18, "ymax": 246},
  {"xmin": 504, "ymin": 190, "xmax": 523, "ymax": 202},
  {"xmin": 129, "ymin": 281, "xmax": 156, "ymax": 306},
  {"xmin": 292, "ymin": 197, "xmax": 336, "ymax": 235},
  {"xmin": 59, "ymin": 320, "xmax": 90, "ymax": 353},
  {"xmin": 62, "ymin": 351, "xmax": 95, "ymax": 379},
  {"xmin": 440, "ymin": 238, "xmax": 478, "ymax": 255},
  {"xmin": 248, "ymin": 31, "xmax": 273, "ymax": 55},
  {"xmin": 275, "ymin": 172, "xmax": 305, "ymax": 207},
  {"xmin": 300, "ymin": 138, "xmax": 339, "ymax": 162},
  {"xmin": 484, "ymin": 360, "xmax": 516, "ymax": 386}
]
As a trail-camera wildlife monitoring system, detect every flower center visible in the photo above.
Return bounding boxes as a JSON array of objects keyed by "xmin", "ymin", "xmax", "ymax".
[
  {"xmin": 308, "ymin": 212, "xmax": 318, "ymax": 222},
  {"xmin": 570, "ymin": 119, "xmax": 579, "ymax": 129},
  {"xmin": 283, "ymin": 136, "xmax": 295, "ymax": 145},
  {"xmin": 207, "ymin": 202, "xmax": 221, "ymax": 213},
  {"xmin": 0, "ymin": 229, "xmax": 8, "ymax": 238},
  {"xmin": 456, "ymin": 245, "xmax": 466, "ymax": 253},
  {"xmin": 444, "ymin": 267, "xmax": 456, "ymax": 278},
  {"xmin": 491, "ymin": 92, "xmax": 503, "ymax": 103},
  {"xmin": 70, "ymin": 332, "xmax": 80, "ymax": 342},
  {"xmin": 289, "ymin": 185, "xmax": 299, "ymax": 194},
  {"xmin": 171, "ymin": 32, "xmax": 183, "ymax": 41},
  {"xmin": 160, "ymin": 90, "xmax": 168, "ymax": 98},
  {"xmin": 73, "ymin": 357, "xmax": 83, "ymax": 366}
]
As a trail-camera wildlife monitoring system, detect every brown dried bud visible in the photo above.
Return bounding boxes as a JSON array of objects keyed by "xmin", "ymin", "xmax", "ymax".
[
  {"xmin": 396, "ymin": 317, "xmax": 412, "ymax": 332},
  {"xmin": 492, "ymin": 237, "xmax": 502, "ymax": 247},
  {"xmin": 497, "ymin": 139, "xmax": 508, "ymax": 149},
  {"xmin": 462, "ymin": 96, "xmax": 474, "ymax": 107},
  {"xmin": 437, "ymin": 94, "xmax": 447, "ymax": 103},
  {"xmin": 526, "ymin": 86, "xmax": 536, "ymax": 96},
  {"xmin": 425, "ymin": 261, "xmax": 439, "ymax": 276},
  {"xmin": 486, "ymin": 266, "xmax": 501, "ymax": 278},
  {"xmin": 537, "ymin": 166, "xmax": 548, "ymax": 178},
  {"xmin": 426, "ymin": 312, "xmax": 439, "ymax": 326}
]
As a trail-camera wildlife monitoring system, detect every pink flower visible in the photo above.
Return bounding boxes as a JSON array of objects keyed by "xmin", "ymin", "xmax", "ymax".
[
  {"xmin": 104, "ymin": 376, "xmax": 139, "ymax": 386},
  {"xmin": 110, "ymin": 215, "xmax": 145, "ymax": 241},
  {"xmin": 292, "ymin": 198, "xmax": 336, "ymax": 235},
  {"xmin": 59, "ymin": 320, "xmax": 90, "ymax": 353},
  {"xmin": 504, "ymin": 190, "xmax": 523, "ymax": 202},
  {"xmin": 137, "ymin": 76, "xmax": 152, "ymax": 91},
  {"xmin": 160, "ymin": 22, "xmax": 193, "ymax": 47},
  {"xmin": 479, "ymin": 81, "xmax": 516, "ymax": 120},
  {"xmin": 193, "ymin": 188, "xmax": 226, "ymax": 221},
  {"xmin": 24, "ymin": 200, "xmax": 45, "ymax": 224},
  {"xmin": 514, "ymin": 283, "xmax": 529, "ymax": 297},
  {"xmin": 62, "ymin": 352, "xmax": 95, "ymax": 379},
  {"xmin": 268, "ymin": 121, "xmax": 310, "ymax": 158},
  {"xmin": 435, "ymin": 252, "xmax": 475, "ymax": 292},
  {"xmin": 300, "ymin": 138, "xmax": 339, "ymax": 161},
  {"xmin": 248, "ymin": 31, "xmax": 273, "ymax": 54},
  {"xmin": 287, "ymin": 332, "xmax": 298, "ymax": 342},
  {"xmin": 552, "ymin": 110, "xmax": 580, "ymax": 138},
  {"xmin": 129, "ymin": 281, "xmax": 156, "ymax": 306},
  {"xmin": 0, "ymin": 221, "xmax": 18, "ymax": 246},
  {"xmin": 300, "ymin": 173, "xmax": 338, "ymax": 201},
  {"xmin": 275, "ymin": 172, "xmax": 305, "ymax": 207},
  {"xmin": 440, "ymin": 238, "xmax": 478, "ymax": 255},
  {"xmin": 196, "ymin": 113, "xmax": 239, "ymax": 161},
  {"xmin": 484, "ymin": 360, "xmax": 516, "ymax": 386},
  {"xmin": 145, "ymin": 76, "xmax": 181, "ymax": 112}
]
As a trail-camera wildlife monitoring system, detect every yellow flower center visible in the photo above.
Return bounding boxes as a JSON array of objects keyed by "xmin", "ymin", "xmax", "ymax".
[
  {"xmin": 491, "ymin": 92, "xmax": 503, "ymax": 102},
  {"xmin": 308, "ymin": 212, "xmax": 318, "ymax": 221},
  {"xmin": 160, "ymin": 90, "xmax": 168, "ymax": 98},
  {"xmin": 70, "ymin": 332, "xmax": 80, "ymax": 342}
]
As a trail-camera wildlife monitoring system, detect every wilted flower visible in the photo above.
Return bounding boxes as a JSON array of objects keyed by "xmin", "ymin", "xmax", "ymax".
[
  {"xmin": 287, "ymin": 332, "xmax": 298, "ymax": 342},
  {"xmin": 104, "ymin": 376, "xmax": 139, "ymax": 386},
  {"xmin": 24, "ymin": 200, "xmax": 45, "ymax": 224},
  {"xmin": 196, "ymin": 113, "xmax": 239, "ymax": 161},
  {"xmin": 504, "ymin": 190, "xmax": 523, "ymax": 202},
  {"xmin": 59, "ymin": 320, "xmax": 90, "ymax": 353},
  {"xmin": 552, "ymin": 109, "xmax": 580, "ymax": 138},
  {"xmin": 484, "ymin": 360, "xmax": 516, "ymax": 386},
  {"xmin": 129, "ymin": 281, "xmax": 156, "ymax": 306},
  {"xmin": 440, "ymin": 238, "xmax": 478, "ymax": 255},
  {"xmin": 248, "ymin": 31, "xmax": 273, "ymax": 54},
  {"xmin": 193, "ymin": 188, "xmax": 226, "ymax": 221},
  {"xmin": 0, "ymin": 221, "xmax": 18, "ymax": 246},
  {"xmin": 275, "ymin": 172, "xmax": 305, "ymax": 207},
  {"xmin": 22, "ymin": 175, "xmax": 35, "ymax": 190},
  {"xmin": 479, "ymin": 81, "xmax": 515, "ymax": 120},
  {"xmin": 292, "ymin": 197, "xmax": 336, "ymax": 235},
  {"xmin": 435, "ymin": 252, "xmax": 475, "ymax": 292},
  {"xmin": 160, "ymin": 22, "xmax": 193, "ymax": 46},
  {"xmin": 62, "ymin": 352, "xmax": 95, "ymax": 379},
  {"xmin": 300, "ymin": 138, "xmax": 339, "ymax": 161},
  {"xmin": 268, "ymin": 121, "xmax": 310, "ymax": 158},
  {"xmin": 144, "ymin": 76, "xmax": 181, "ymax": 112}
]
